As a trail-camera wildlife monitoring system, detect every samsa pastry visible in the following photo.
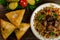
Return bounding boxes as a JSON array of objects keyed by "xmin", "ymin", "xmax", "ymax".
[
  {"xmin": 5, "ymin": 9, "xmax": 25, "ymax": 27},
  {"xmin": 15, "ymin": 23, "xmax": 30, "ymax": 40},
  {"xmin": 1, "ymin": 19, "xmax": 16, "ymax": 40}
]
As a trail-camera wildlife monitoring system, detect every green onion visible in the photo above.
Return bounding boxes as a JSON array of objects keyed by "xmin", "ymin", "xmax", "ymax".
[
  {"xmin": 38, "ymin": 15, "xmax": 44, "ymax": 21},
  {"xmin": 53, "ymin": 13, "xmax": 58, "ymax": 19},
  {"xmin": 50, "ymin": 32, "xmax": 54, "ymax": 35}
]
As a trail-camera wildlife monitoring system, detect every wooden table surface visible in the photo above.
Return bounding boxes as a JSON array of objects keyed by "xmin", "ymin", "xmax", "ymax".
[{"xmin": 0, "ymin": 0, "xmax": 60, "ymax": 40}]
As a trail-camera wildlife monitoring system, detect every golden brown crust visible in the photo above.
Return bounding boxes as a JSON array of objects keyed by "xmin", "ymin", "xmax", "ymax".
[
  {"xmin": 15, "ymin": 23, "xmax": 30, "ymax": 40},
  {"xmin": 1, "ymin": 19, "xmax": 16, "ymax": 40},
  {"xmin": 5, "ymin": 9, "xmax": 25, "ymax": 27}
]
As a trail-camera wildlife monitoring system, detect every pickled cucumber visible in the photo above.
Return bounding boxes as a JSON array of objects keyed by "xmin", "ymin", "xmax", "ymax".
[{"xmin": 9, "ymin": 2, "xmax": 18, "ymax": 10}]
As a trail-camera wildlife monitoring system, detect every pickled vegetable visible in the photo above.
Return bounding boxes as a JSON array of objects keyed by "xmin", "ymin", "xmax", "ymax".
[
  {"xmin": 27, "ymin": 0, "xmax": 35, "ymax": 5},
  {"xmin": 9, "ymin": 2, "xmax": 18, "ymax": 10},
  {"xmin": 6, "ymin": 0, "xmax": 19, "ymax": 2}
]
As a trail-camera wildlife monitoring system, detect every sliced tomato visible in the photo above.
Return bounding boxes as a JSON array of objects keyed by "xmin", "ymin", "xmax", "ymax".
[{"xmin": 20, "ymin": 0, "xmax": 28, "ymax": 8}]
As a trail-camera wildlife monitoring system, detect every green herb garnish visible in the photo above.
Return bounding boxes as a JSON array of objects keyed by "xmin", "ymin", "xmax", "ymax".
[
  {"xmin": 38, "ymin": 15, "xmax": 44, "ymax": 21},
  {"xmin": 35, "ymin": 0, "xmax": 42, "ymax": 4},
  {"xmin": 53, "ymin": 13, "xmax": 58, "ymax": 19},
  {"xmin": 0, "ymin": 0, "xmax": 7, "ymax": 5},
  {"xmin": 50, "ymin": 32, "xmax": 54, "ymax": 35},
  {"xmin": 28, "ymin": 4, "xmax": 36, "ymax": 11}
]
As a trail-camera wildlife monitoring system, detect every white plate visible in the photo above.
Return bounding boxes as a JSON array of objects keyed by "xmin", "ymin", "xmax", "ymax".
[{"xmin": 30, "ymin": 3, "xmax": 60, "ymax": 40}]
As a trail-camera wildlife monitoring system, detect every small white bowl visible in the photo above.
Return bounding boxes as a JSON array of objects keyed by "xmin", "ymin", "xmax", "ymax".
[{"xmin": 30, "ymin": 3, "xmax": 60, "ymax": 40}]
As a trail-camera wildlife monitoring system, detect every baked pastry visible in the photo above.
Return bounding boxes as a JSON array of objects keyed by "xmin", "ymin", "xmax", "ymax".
[
  {"xmin": 1, "ymin": 19, "xmax": 16, "ymax": 40},
  {"xmin": 5, "ymin": 9, "xmax": 25, "ymax": 27},
  {"xmin": 15, "ymin": 23, "xmax": 30, "ymax": 40}
]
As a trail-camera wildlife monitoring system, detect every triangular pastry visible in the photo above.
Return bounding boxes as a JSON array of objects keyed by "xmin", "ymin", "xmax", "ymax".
[
  {"xmin": 5, "ymin": 9, "xmax": 25, "ymax": 27},
  {"xmin": 15, "ymin": 23, "xmax": 30, "ymax": 40},
  {"xmin": 1, "ymin": 19, "xmax": 16, "ymax": 40}
]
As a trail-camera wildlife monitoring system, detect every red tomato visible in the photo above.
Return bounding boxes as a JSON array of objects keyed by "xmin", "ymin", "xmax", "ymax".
[{"xmin": 20, "ymin": 0, "xmax": 28, "ymax": 7}]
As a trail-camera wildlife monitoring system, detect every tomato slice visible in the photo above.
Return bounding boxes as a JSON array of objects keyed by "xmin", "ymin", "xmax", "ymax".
[{"xmin": 20, "ymin": 0, "xmax": 28, "ymax": 8}]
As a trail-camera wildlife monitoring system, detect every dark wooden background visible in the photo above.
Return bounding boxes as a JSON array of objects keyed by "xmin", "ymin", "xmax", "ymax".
[{"xmin": 0, "ymin": 0, "xmax": 60, "ymax": 40}]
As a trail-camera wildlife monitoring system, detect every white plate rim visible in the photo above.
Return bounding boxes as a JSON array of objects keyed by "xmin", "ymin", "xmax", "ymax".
[{"xmin": 30, "ymin": 3, "xmax": 60, "ymax": 40}]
